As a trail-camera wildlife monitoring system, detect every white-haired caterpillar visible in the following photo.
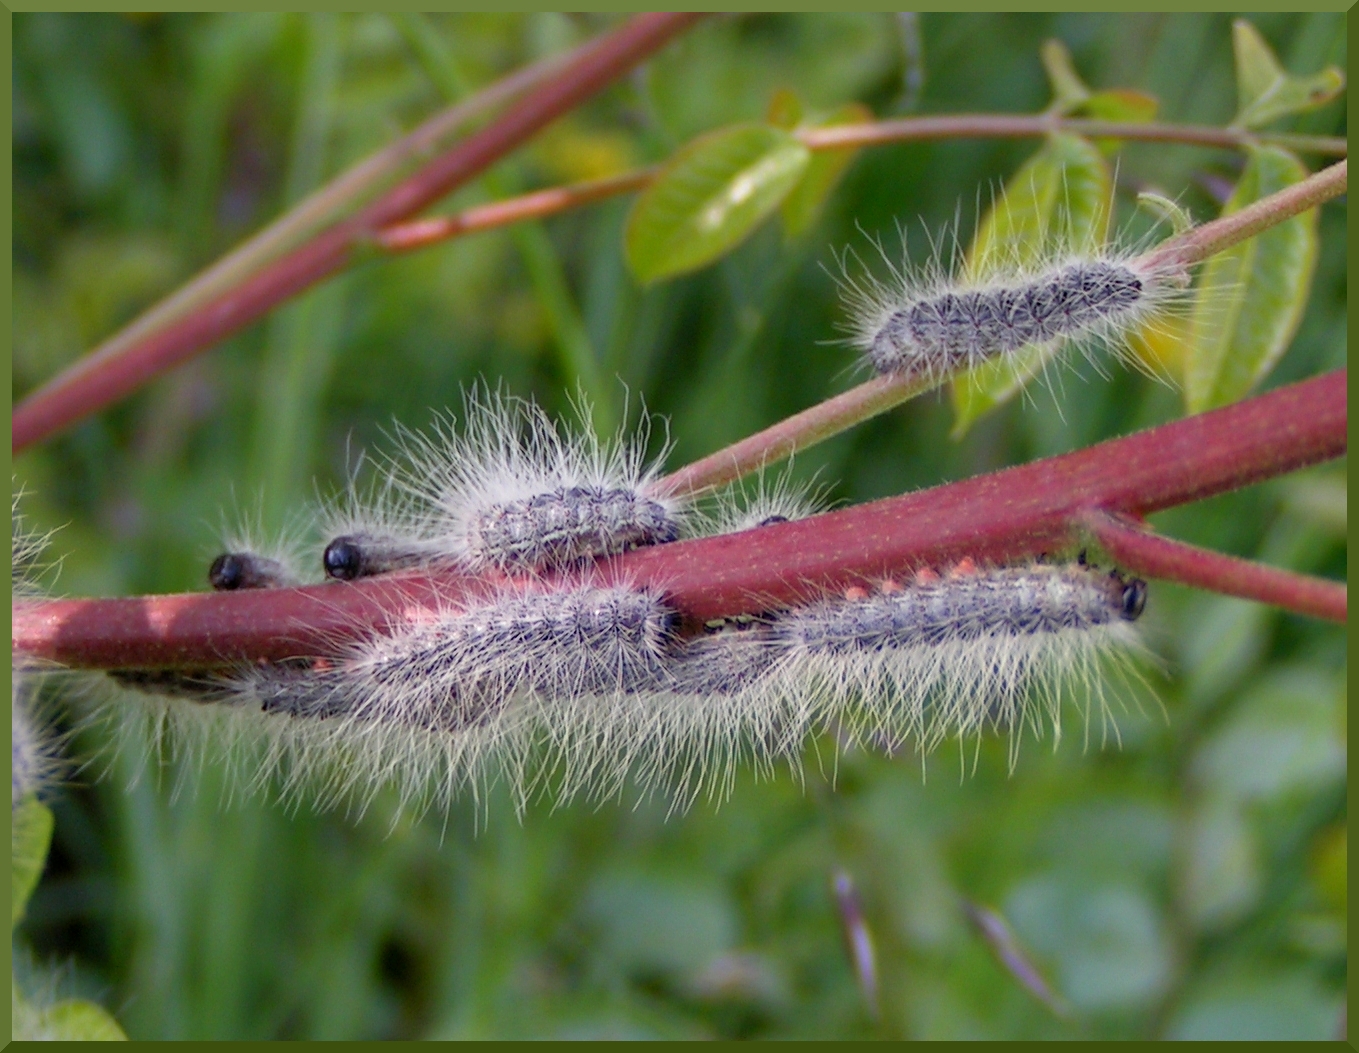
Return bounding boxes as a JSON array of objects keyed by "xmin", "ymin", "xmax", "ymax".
[
  {"xmin": 119, "ymin": 553, "xmax": 1149, "ymax": 816},
  {"xmin": 767, "ymin": 559, "xmax": 1148, "ymax": 761},
  {"xmin": 550, "ymin": 556, "xmax": 1149, "ymax": 808},
  {"xmin": 841, "ymin": 235, "xmax": 1190, "ymax": 382},
  {"xmin": 194, "ymin": 579, "xmax": 682, "ymax": 814},
  {"xmin": 317, "ymin": 388, "xmax": 687, "ymax": 582}
]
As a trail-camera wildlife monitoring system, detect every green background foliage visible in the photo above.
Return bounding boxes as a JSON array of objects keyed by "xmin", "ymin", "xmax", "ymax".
[{"xmin": 12, "ymin": 13, "xmax": 1346, "ymax": 1040}]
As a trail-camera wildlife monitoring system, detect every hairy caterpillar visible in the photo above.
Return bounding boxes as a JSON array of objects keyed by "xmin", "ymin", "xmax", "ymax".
[
  {"xmin": 315, "ymin": 388, "xmax": 687, "ymax": 582},
  {"xmin": 207, "ymin": 508, "xmax": 317, "ymax": 590},
  {"xmin": 839, "ymin": 222, "xmax": 1191, "ymax": 382},
  {"xmin": 570, "ymin": 558, "xmax": 1149, "ymax": 807},
  {"xmin": 316, "ymin": 454, "xmax": 445, "ymax": 581},
  {"xmin": 179, "ymin": 578, "xmax": 682, "ymax": 814},
  {"xmin": 119, "ymin": 550, "xmax": 1149, "ymax": 816},
  {"xmin": 770, "ymin": 559, "xmax": 1147, "ymax": 757},
  {"xmin": 209, "ymin": 552, "xmax": 300, "ymax": 591}
]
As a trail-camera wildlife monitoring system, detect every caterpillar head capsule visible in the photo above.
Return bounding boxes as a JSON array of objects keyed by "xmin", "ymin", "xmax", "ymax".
[
  {"xmin": 323, "ymin": 534, "xmax": 431, "ymax": 581},
  {"xmin": 1119, "ymin": 577, "xmax": 1148, "ymax": 621},
  {"xmin": 209, "ymin": 552, "xmax": 296, "ymax": 591},
  {"xmin": 323, "ymin": 537, "xmax": 365, "ymax": 581}
]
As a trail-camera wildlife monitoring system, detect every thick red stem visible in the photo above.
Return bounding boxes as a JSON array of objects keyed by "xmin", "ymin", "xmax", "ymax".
[
  {"xmin": 13, "ymin": 370, "xmax": 1345, "ymax": 670},
  {"xmin": 1081, "ymin": 509, "xmax": 1345, "ymax": 623},
  {"xmin": 10, "ymin": 13, "xmax": 705, "ymax": 453}
]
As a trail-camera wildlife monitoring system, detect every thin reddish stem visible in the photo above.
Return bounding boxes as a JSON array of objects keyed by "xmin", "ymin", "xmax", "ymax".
[
  {"xmin": 11, "ymin": 13, "xmax": 705, "ymax": 453},
  {"xmin": 14, "ymin": 369, "xmax": 1344, "ymax": 670},
  {"xmin": 1080, "ymin": 509, "xmax": 1345, "ymax": 623},
  {"xmin": 656, "ymin": 372, "xmax": 935, "ymax": 499},
  {"xmin": 41, "ymin": 45, "xmax": 580, "ymax": 402},
  {"xmin": 375, "ymin": 169, "xmax": 655, "ymax": 253}
]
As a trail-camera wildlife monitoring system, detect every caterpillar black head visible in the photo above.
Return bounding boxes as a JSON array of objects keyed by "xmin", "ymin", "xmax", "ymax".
[
  {"xmin": 209, "ymin": 551, "xmax": 295, "ymax": 591},
  {"xmin": 1112, "ymin": 572, "xmax": 1148, "ymax": 621},
  {"xmin": 209, "ymin": 553, "xmax": 248, "ymax": 590},
  {"xmin": 323, "ymin": 537, "xmax": 366, "ymax": 581}
]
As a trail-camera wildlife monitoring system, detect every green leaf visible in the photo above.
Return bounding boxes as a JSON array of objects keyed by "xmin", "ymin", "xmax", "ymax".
[
  {"xmin": 1136, "ymin": 191, "xmax": 1193, "ymax": 236},
  {"xmin": 16, "ymin": 998, "xmax": 129, "ymax": 1041},
  {"xmin": 1082, "ymin": 88, "xmax": 1159, "ymax": 155},
  {"xmin": 1183, "ymin": 146, "xmax": 1318, "ymax": 412},
  {"xmin": 1231, "ymin": 20, "xmax": 1345, "ymax": 129},
  {"xmin": 624, "ymin": 123, "xmax": 810, "ymax": 284},
  {"xmin": 779, "ymin": 101, "xmax": 873, "ymax": 240},
  {"xmin": 1040, "ymin": 39, "xmax": 1090, "ymax": 114},
  {"xmin": 950, "ymin": 134, "xmax": 1112, "ymax": 437},
  {"xmin": 12, "ymin": 796, "xmax": 54, "ymax": 930},
  {"xmin": 1083, "ymin": 88, "xmax": 1158, "ymax": 125}
]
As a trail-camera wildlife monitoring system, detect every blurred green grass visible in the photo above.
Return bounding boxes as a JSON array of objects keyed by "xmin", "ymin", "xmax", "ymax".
[{"xmin": 12, "ymin": 13, "xmax": 1346, "ymax": 1039}]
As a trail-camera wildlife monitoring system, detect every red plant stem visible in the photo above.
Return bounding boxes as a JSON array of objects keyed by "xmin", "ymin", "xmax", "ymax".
[
  {"xmin": 1081, "ymin": 509, "xmax": 1346, "ymax": 623},
  {"xmin": 10, "ymin": 13, "xmax": 705, "ymax": 453},
  {"xmin": 34, "ymin": 43, "xmax": 580, "ymax": 413},
  {"xmin": 14, "ymin": 369, "xmax": 1345, "ymax": 670},
  {"xmin": 375, "ymin": 169, "xmax": 655, "ymax": 252}
]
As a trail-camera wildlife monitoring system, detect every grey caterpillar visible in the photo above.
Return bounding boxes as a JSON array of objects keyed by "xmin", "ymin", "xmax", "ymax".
[
  {"xmin": 320, "ymin": 387, "xmax": 688, "ymax": 581},
  {"xmin": 139, "ymin": 405, "xmax": 1151, "ymax": 814},
  {"xmin": 120, "ymin": 553, "xmax": 1150, "ymax": 817},
  {"xmin": 771, "ymin": 559, "xmax": 1148, "ymax": 758},
  {"xmin": 841, "ymin": 232, "xmax": 1190, "ymax": 383},
  {"xmin": 594, "ymin": 558, "xmax": 1149, "ymax": 806},
  {"xmin": 211, "ymin": 580, "xmax": 682, "ymax": 814},
  {"xmin": 208, "ymin": 511, "xmax": 316, "ymax": 589}
]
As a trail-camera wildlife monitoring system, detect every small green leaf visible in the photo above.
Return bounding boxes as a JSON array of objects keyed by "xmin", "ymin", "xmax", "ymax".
[
  {"xmin": 1184, "ymin": 146, "xmax": 1318, "ymax": 412},
  {"xmin": 12, "ymin": 796, "xmax": 54, "ymax": 930},
  {"xmin": 1083, "ymin": 88, "xmax": 1158, "ymax": 125},
  {"xmin": 23, "ymin": 999, "xmax": 129, "ymax": 1040},
  {"xmin": 624, "ymin": 123, "xmax": 810, "ymax": 284},
  {"xmin": 950, "ymin": 134, "xmax": 1112, "ymax": 437},
  {"xmin": 1082, "ymin": 88, "xmax": 1159, "ymax": 154},
  {"xmin": 780, "ymin": 101, "xmax": 873, "ymax": 240},
  {"xmin": 1040, "ymin": 39, "xmax": 1090, "ymax": 114},
  {"xmin": 1231, "ymin": 20, "xmax": 1345, "ymax": 129},
  {"xmin": 1136, "ymin": 191, "xmax": 1194, "ymax": 236}
]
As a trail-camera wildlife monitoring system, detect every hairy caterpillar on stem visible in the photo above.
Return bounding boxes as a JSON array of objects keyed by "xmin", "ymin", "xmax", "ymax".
[
  {"xmin": 838, "ymin": 192, "xmax": 1195, "ymax": 388},
  {"xmin": 150, "ymin": 577, "xmax": 683, "ymax": 816},
  {"xmin": 577, "ymin": 557, "xmax": 1151, "ymax": 809},
  {"xmin": 109, "ymin": 479, "xmax": 823, "ymax": 814},
  {"xmin": 379, "ymin": 386, "xmax": 687, "ymax": 575}
]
